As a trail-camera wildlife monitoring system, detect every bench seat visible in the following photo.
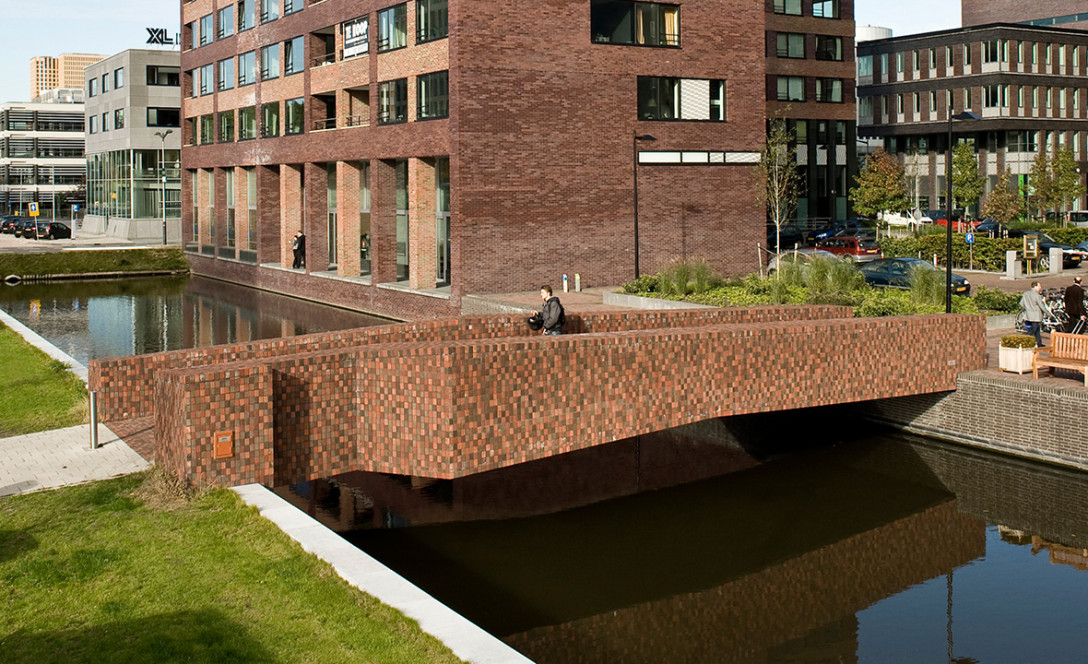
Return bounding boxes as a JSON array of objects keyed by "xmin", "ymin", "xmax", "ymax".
[{"xmin": 1033, "ymin": 332, "xmax": 1088, "ymax": 386}]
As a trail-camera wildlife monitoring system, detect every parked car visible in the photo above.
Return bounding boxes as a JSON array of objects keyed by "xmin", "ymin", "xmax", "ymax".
[
  {"xmin": 0, "ymin": 215, "xmax": 21, "ymax": 234},
  {"xmin": 973, "ymin": 218, "xmax": 1004, "ymax": 236},
  {"xmin": 13, "ymin": 218, "xmax": 38, "ymax": 238},
  {"xmin": 766, "ymin": 248, "xmax": 838, "ymax": 273},
  {"xmin": 815, "ymin": 235, "xmax": 882, "ymax": 263},
  {"xmin": 1006, "ymin": 229, "xmax": 1088, "ymax": 269},
  {"xmin": 805, "ymin": 218, "xmax": 871, "ymax": 245},
  {"xmin": 32, "ymin": 221, "xmax": 71, "ymax": 239},
  {"xmin": 767, "ymin": 223, "xmax": 807, "ymax": 251},
  {"xmin": 858, "ymin": 257, "xmax": 971, "ymax": 295}
]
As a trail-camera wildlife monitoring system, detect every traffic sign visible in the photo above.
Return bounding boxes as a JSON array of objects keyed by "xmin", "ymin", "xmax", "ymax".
[
  {"xmin": 28, "ymin": 202, "xmax": 39, "ymax": 217},
  {"xmin": 965, "ymin": 232, "xmax": 974, "ymax": 244}
]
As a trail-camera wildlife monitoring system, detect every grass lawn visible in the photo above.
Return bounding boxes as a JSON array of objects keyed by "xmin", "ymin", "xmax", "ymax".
[
  {"xmin": 0, "ymin": 323, "xmax": 87, "ymax": 438},
  {"xmin": 0, "ymin": 248, "xmax": 188, "ymax": 278},
  {"xmin": 0, "ymin": 472, "xmax": 466, "ymax": 664}
]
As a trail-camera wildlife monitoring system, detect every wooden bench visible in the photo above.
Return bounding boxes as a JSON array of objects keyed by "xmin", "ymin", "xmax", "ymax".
[{"xmin": 1033, "ymin": 332, "xmax": 1088, "ymax": 386}]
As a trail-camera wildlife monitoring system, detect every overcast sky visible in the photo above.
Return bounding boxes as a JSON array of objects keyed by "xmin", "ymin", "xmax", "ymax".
[{"xmin": 0, "ymin": 0, "xmax": 961, "ymax": 105}]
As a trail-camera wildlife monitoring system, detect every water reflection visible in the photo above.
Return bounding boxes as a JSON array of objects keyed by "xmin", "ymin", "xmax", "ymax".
[
  {"xmin": 0, "ymin": 275, "xmax": 386, "ymax": 364},
  {"xmin": 279, "ymin": 417, "xmax": 1088, "ymax": 663}
]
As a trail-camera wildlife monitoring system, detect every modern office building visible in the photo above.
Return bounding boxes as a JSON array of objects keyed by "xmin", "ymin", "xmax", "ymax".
[
  {"xmin": 856, "ymin": 23, "xmax": 1088, "ymax": 214},
  {"xmin": 30, "ymin": 54, "xmax": 107, "ymax": 100},
  {"xmin": 82, "ymin": 50, "xmax": 182, "ymax": 242},
  {"xmin": 767, "ymin": 0, "xmax": 859, "ymax": 223},
  {"xmin": 0, "ymin": 99, "xmax": 86, "ymax": 218},
  {"xmin": 963, "ymin": 0, "xmax": 1088, "ymax": 32}
]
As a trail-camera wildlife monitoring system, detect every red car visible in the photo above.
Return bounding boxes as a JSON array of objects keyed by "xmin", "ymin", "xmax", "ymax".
[{"xmin": 815, "ymin": 236, "xmax": 882, "ymax": 263}]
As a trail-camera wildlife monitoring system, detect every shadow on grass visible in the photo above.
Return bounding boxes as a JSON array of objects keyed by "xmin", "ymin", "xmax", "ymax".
[
  {"xmin": 0, "ymin": 529, "xmax": 39, "ymax": 563},
  {"xmin": 2, "ymin": 609, "xmax": 273, "ymax": 664}
]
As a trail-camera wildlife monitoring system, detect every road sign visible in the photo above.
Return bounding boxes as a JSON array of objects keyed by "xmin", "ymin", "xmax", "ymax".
[
  {"xmin": 965, "ymin": 232, "xmax": 974, "ymax": 244},
  {"xmin": 28, "ymin": 202, "xmax": 39, "ymax": 217},
  {"xmin": 73, "ymin": 204, "xmax": 79, "ymax": 211}
]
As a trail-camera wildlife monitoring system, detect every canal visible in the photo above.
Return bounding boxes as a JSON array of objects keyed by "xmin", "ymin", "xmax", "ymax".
[{"xmin": 3, "ymin": 278, "xmax": 1087, "ymax": 662}]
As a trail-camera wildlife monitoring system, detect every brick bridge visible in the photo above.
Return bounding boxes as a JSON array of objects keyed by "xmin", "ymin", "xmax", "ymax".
[{"xmin": 88, "ymin": 306, "xmax": 986, "ymax": 487}]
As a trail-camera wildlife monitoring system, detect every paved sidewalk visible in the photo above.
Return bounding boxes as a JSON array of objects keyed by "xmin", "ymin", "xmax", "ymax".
[{"xmin": 0, "ymin": 424, "xmax": 151, "ymax": 498}]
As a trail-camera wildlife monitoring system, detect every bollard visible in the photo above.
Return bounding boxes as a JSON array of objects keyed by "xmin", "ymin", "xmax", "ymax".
[
  {"xmin": 89, "ymin": 390, "xmax": 99, "ymax": 450},
  {"xmin": 575, "ymin": 273, "xmax": 581, "ymax": 292},
  {"xmin": 562, "ymin": 274, "xmax": 568, "ymax": 292}
]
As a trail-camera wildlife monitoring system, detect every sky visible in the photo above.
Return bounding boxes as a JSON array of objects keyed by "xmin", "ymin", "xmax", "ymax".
[{"xmin": 0, "ymin": 0, "xmax": 962, "ymax": 105}]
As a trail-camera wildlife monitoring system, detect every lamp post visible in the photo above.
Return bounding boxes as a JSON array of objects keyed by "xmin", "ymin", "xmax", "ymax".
[
  {"xmin": 155, "ymin": 129, "xmax": 173, "ymax": 245},
  {"xmin": 633, "ymin": 131, "xmax": 656, "ymax": 279},
  {"xmin": 945, "ymin": 107, "xmax": 981, "ymax": 313}
]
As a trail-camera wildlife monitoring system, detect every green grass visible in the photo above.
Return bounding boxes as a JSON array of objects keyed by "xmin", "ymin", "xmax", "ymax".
[
  {"xmin": 0, "ymin": 472, "xmax": 466, "ymax": 664},
  {"xmin": 0, "ymin": 248, "xmax": 189, "ymax": 278},
  {"xmin": 0, "ymin": 323, "xmax": 87, "ymax": 437}
]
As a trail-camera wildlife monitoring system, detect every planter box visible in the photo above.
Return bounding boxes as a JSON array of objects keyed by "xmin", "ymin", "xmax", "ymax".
[{"xmin": 999, "ymin": 345, "xmax": 1035, "ymax": 374}]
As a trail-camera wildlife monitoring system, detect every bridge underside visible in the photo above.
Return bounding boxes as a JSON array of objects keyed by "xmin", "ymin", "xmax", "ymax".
[{"xmin": 90, "ymin": 306, "xmax": 986, "ymax": 486}]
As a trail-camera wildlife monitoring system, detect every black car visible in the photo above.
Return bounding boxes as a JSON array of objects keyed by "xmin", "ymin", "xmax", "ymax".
[
  {"xmin": 1006, "ymin": 230, "xmax": 1088, "ymax": 269},
  {"xmin": 0, "ymin": 215, "xmax": 21, "ymax": 234},
  {"xmin": 859, "ymin": 258, "xmax": 971, "ymax": 295},
  {"xmin": 13, "ymin": 218, "xmax": 38, "ymax": 238},
  {"xmin": 37, "ymin": 221, "xmax": 72, "ymax": 239},
  {"xmin": 767, "ymin": 223, "xmax": 807, "ymax": 251},
  {"xmin": 973, "ymin": 218, "xmax": 1004, "ymax": 236},
  {"xmin": 804, "ymin": 218, "xmax": 871, "ymax": 245}
]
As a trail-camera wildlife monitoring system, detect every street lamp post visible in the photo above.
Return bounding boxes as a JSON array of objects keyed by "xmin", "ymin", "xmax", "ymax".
[
  {"xmin": 633, "ymin": 131, "xmax": 657, "ymax": 279},
  {"xmin": 945, "ymin": 107, "xmax": 981, "ymax": 313},
  {"xmin": 154, "ymin": 130, "xmax": 173, "ymax": 245}
]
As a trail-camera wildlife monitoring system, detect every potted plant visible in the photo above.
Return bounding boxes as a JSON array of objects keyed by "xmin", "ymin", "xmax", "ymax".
[{"xmin": 999, "ymin": 334, "xmax": 1037, "ymax": 374}]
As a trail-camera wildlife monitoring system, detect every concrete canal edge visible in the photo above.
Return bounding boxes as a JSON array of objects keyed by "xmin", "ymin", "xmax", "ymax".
[
  {"xmin": 232, "ymin": 484, "xmax": 534, "ymax": 664},
  {"xmin": 0, "ymin": 306, "xmax": 88, "ymax": 383}
]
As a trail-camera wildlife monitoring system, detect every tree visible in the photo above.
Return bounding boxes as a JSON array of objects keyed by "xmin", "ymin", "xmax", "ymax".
[
  {"xmin": 1026, "ymin": 150, "xmax": 1056, "ymax": 219},
  {"xmin": 849, "ymin": 149, "xmax": 910, "ymax": 219},
  {"xmin": 980, "ymin": 168, "xmax": 1023, "ymax": 226},
  {"xmin": 757, "ymin": 119, "xmax": 801, "ymax": 257},
  {"xmin": 1050, "ymin": 147, "xmax": 1086, "ymax": 217},
  {"xmin": 950, "ymin": 141, "xmax": 984, "ymax": 215}
]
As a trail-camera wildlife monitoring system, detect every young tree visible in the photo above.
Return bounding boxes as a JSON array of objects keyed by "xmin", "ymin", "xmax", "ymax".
[
  {"xmin": 849, "ymin": 149, "xmax": 910, "ymax": 219},
  {"xmin": 980, "ymin": 168, "xmax": 1023, "ymax": 226},
  {"xmin": 1027, "ymin": 150, "xmax": 1055, "ymax": 219},
  {"xmin": 757, "ymin": 119, "xmax": 801, "ymax": 256},
  {"xmin": 951, "ymin": 141, "xmax": 984, "ymax": 215},
  {"xmin": 1051, "ymin": 147, "xmax": 1086, "ymax": 217}
]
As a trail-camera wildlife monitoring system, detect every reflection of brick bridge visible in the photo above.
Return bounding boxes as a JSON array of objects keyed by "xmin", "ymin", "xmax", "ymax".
[{"xmin": 89, "ymin": 306, "xmax": 985, "ymax": 486}]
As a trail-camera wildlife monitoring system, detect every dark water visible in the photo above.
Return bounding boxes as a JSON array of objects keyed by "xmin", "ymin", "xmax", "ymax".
[
  {"xmin": 279, "ymin": 417, "xmax": 1088, "ymax": 664},
  {"xmin": 0, "ymin": 275, "xmax": 387, "ymax": 364}
]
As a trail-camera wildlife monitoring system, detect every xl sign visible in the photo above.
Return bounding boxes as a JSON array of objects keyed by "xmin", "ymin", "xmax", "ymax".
[{"xmin": 146, "ymin": 28, "xmax": 177, "ymax": 46}]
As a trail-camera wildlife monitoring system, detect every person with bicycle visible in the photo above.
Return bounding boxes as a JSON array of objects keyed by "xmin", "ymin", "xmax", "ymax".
[
  {"xmin": 1064, "ymin": 276, "xmax": 1086, "ymax": 333},
  {"xmin": 1020, "ymin": 281, "xmax": 1047, "ymax": 346}
]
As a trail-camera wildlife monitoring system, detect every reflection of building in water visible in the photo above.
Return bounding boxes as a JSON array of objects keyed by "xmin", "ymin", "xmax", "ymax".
[{"xmin": 1000, "ymin": 526, "xmax": 1088, "ymax": 572}]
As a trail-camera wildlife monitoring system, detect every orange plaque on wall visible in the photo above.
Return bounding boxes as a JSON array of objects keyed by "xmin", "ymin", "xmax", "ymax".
[{"xmin": 213, "ymin": 430, "xmax": 234, "ymax": 459}]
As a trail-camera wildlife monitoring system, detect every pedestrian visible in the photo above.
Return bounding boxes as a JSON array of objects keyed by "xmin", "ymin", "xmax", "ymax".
[
  {"xmin": 536, "ymin": 284, "xmax": 565, "ymax": 336},
  {"xmin": 1019, "ymin": 281, "xmax": 1047, "ymax": 347},
  {"xmin": 291, "ymin": 230, "xmax": 306, "ymax": 269},
  {"xmin": 1065, "ymin": 276, "xmax": 1086, "ymax": 333}
]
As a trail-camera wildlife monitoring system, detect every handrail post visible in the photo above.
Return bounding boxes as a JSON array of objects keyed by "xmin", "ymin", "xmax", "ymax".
[{"xmin": 89, "ymin": 390, "xmax": 99, "ymax": 450}]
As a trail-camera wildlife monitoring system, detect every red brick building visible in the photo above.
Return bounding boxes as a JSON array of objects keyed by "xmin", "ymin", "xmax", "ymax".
[
  {"xmin": 963, "ymin": 0, "xmax": 1088, "ymax": 32},
  {"xmin": 180, "ymin": 0, "xmax": 846, "ymax": 318}
]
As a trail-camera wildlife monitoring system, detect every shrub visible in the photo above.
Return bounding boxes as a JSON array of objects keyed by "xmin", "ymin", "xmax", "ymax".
[
  {"xmin": 974, "ymin": 285, "xmax": 1021, "ymax": 313},
  {"xmin": 854, "ymin": 288, "xmax": 978, "ymax": 317},
  {"xmin": 909, "ymin": 265, "xmax": 944, "ymax": 306},
  {"xmin": 1001, "ymin": 333, "xmax": 1037, "ymax": 348},
  {"xmin": 622, "ymin": 274, "xmax": 659, "ymax": 294},
  {"xmin": 654, "ymin": 259, "xmax": 722, "ymax": 297}
]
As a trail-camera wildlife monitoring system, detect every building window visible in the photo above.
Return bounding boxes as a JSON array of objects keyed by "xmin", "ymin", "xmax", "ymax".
[
  {"xmin": 199, "ymin": 114, "xmax": 214, "ymax": 144},
  {"xmin": 218, "ymin": 6, "xmax": 234, "ymax": 38},
  {"xmin": 114, "ymin": 108, "xmax": 124, "ymax": 129},
  {"xmin": 776, "ymin": 76, "xmax": 805, "ymax": 102},
  {"xmin": 896, "ymin": 52, "xmax": 904, "ymax": 73},
  {"xmin": 812, "ymin": 0, "xmax": 838, "ymax": 18},
  {"xmin": 395, "ymin": 159, "xmax": 409, "ymax": 281},
  {"xmin": 239, "ymin": 51, "xmax": 256, "ymax": 85},
  {"xmin": 377, "ymin": 4, "xmax": 407, "ymax": 52},
  {"xmin": 591, "ymin": 1, "xmax": 679, "ymax": 47},
  {"xmin": 102, "ymin": 73, "xmax": 109, "ymax": 93},
  {"xmin": 114, "ymin": 68, "xmax": 124, "ymax": 88},
  {"xmin": 285, "ymin": 97, "xmax": 304, "ymax": 134},
  {"xmin": 964, "ymin": 43, "xmax": 973, "ymax": 66},
  {"xmin": 359, "ymin": 161, "xmax": 371, "ymax": 276},
  {"xmin": 284, "ymin": 36, "xmax": 304, "ymax": 75},
  {"xmin": 218, "ymin": 110, "xmax": 235, "ymax": 142},
  {"xmin": 88, "ymin": 78, "xmax": 97, "ymax": 97},
  {"xmin": 199, "ymin": 63, "xmax": 214, "ymax": 95},
  {"xmin": 188, "ymin": 21, "xmax": 198, "ymax": 50},
  {"xmin": 260, "ymin": 0, "xmax": 279, "ymax": 22},
  {"xmin": 200, "ymin": 14, "xmax": 214, "ymax": 45},
  {"xmin": 238, "ymin": 0, "xmax": 255, "ymax": 31},
  {"xmin": 218, "ymin": 58, "xmax": 235, "ymax": 90},
  {"xmin": 261, "ymin": 102, "xmax": 280, "ymax": 137},
  {"xmin": 814, "ymin": 35, "xmax": 842, "ymax": 61},
  {"xmin": 147, "ymin": 65, "xmax": 180, "ymax": 86},
  {"xmin": 239, "ymin": 106, "xmax": 257, "ymax": 140},
  {"xmin": 284, "ymin": 0, "xmax": 302, "ymax": 15},
  {"xmin": 417, "ymin": 71, "xmax": 449, "ymax": 120},
  {"xmin": 147, "ymin": 107, "xmax": 180, "ymax": 127},
  {"xmin": 378, "ymin": 78, "xmax": 408, "ymax": 124},
  {"xmin": 638, "ymin": 76, "xmax": 725, "ymax": 121},
  {"xmin": 88, "ymin": 115, "xmax": 98, "ymax": 134},
  {"xmin": 261, "ymin": 44, "xmax": 280, "ymax": 80},
  {"xmin": 417, "ymin": 0, "xmax": 448, "ymax": 43},
  {"xmin": 343, "ymin": 17, "xmax": 369, "ymax": 59},
  {"xmin": 777, "ymin": 33, "xmax": 805, "ymax": 59},
  {"xmin": 102, "ymin": 112, "xmax": 109, "ymax": 131},
  {"xmin": 773, "ymin": 0, "xmax": 801, "ymax": 15}
]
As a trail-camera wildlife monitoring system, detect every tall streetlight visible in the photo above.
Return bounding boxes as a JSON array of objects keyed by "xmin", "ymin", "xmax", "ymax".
[
  {"xmin": 155, "ymin": 129, "xmax": 173, "ymax": 245},
  {"xmin": 633, "ymin": 131, "xmax": 656, "ymax": 279},
  {"xmin": 945, "ymin": 107, "xmax": 981, "ymax": 313}
]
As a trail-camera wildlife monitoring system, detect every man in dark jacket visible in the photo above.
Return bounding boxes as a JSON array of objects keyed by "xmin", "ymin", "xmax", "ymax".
[
  {"xmin": 537, "ymin": 285, "xmax": 565, "ymax": 335},
  {"xmin": 1065, "ymin": 276, "xmax": 1086, "ymax": 332},
  {"xmin": 291, "ymin": 230, "xmax": 306, "ymax": 269}
]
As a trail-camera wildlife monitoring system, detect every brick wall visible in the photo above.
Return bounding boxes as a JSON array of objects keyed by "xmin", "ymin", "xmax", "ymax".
[{"xmin": 962, "ymin": 0, "xmax": 1088, "ymax": 29}]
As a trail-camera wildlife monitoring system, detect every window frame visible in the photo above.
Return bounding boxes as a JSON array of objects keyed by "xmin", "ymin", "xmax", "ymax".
[
  {"xmin": 417, "ymin": 70, "xmax": 449, "ymax": 120},
  {"xmin": 377, "ymin": 4, "xmax": 408, "ymax": 52},
  {"xmin": 378, "ymin": 78, "xmax": 408, "ymax": 125},
  {"xmin": 417, "ymin": 0, "xmax": 448, "ymax": 44}
]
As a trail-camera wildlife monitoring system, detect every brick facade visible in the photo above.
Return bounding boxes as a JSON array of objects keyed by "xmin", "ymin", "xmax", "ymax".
[{"xmin": 963, "ymin": 0, "xmax": 1088, "ymax": 30}]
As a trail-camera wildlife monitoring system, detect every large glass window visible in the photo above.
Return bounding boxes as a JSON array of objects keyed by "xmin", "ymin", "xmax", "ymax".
[
  {"xmin": 812, "ymin": 0, "xmax": 838, "ymax": 18},
  {"xmin": 239, "ymin": 106, "xmax": 257, "ymax": 140},
  {"xmin": 147, "ymin": 107, "xmax": 180, "ymax": 127},
  {"xmin": 199, "ymin": 114, "xmax": 214, "ymax": 144},
  {"xmin": 591, "ymin": 1, "xmax": 679, "ymax": 47},
  {"xmin": 218, "ymin": 110, "xmax": 235, "ymax": 142},
  {"xmin": 815, "ymin": 78, "xmax": 843, "ymax": 102},
  {"xmin": 114, "ymin": 108, "xmax": 124, "ymax": 130},
  {"xmin": 284, "ymin": 0, "xmax": 302, "ymax": 14},
  {"xmin": 114, "ymin": 68, "xmax": 124, "ymax": 88},
  {"xmin": 395, "ymin": 159, "xmax": 409, "ymax": 281},
  {"xmin": 261, "ymin": 102, "xmax": 279, "ymax": 137},
  {"xmin": 285, "ymin": 97, "xmax": 304, "ymax": 134},
  {"xmin": 260, "ymin": 0, "xmax": 279, "ymax": 22},
  {"xmin": 417, "ymin": 71, "xmax": 449, "ymax": 120},
  {"xmin": 199, "ymin": 63, "xmax": 214, "ymax": 95},
  {"xmin": 239, "ymin": 51, "xmax": 256, "ymax": 85},
  {"xmin": 226, "ymin": 169, "xmax": 236, "ymax": 248},
  {"xmin": 217, "ymin": 6, "xmax": 234, "ymax": 38},
  {"xmin": 147, "ymin": 65, "xmax": 180, "ymax": 86},
  {"xmin": 327, "ymin": 163, "xmax": 337, "ymax": 267},
  {"xmin": 359, "ymin": 161, "xmax": 371, "ymax": 275},
  {"xmin": 777, "ymin": 33, "xmax": 805, "ymax": 59},
  {"xmin": 773, "ymin": 0, "xmax": 801, "ymax": 15},
  {"xmin": 284, "ymin": 36, "xmax": 304, "ymax": 75},
  {"xmin": 238, "ymin": 0, "xmax": 255, "ymax": 31},
  {"xmin": 218, "ymin": 58, "xmax": 235, "ymax": 90},
  {"xmin": 200, "ymin": 14, "xmax": 214, "ymax": 45},
  {"xmin": 436, "ymin": 156, "xmax": 450, "ymax": 287},
  {"xmin": 378, "ymin": 4, "xmax": 407, "ymax": 52},
  {"xmin": 378, "ymin": 79, "xmax": 408, "ymax": 124},
  {"xmin": 638, "ymin": 77, "xmax": 725, "ymax": 121},
  {"xmin": 88, "ymin": 78, "xmax": 97, "ymax": 97},
  {"xmin": 776, "ymin": 76, "xmax": 805, "ymax": 102},
  {"xmin": 417, "ymin": 0, "xmax": 448, "ymax": 43},
  {"xmin": 261, "ymin": 44, "xmax": 280, "ymax": 80},
  {"xmin": 815, "ymin": 35, "xmax": 842, "ymax": 61}
]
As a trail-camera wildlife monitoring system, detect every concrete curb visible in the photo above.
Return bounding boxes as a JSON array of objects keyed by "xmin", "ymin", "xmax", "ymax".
[
  {"xmin": 232, "ymin": 484, "xmax": 534, "ymax": 664},
  {"xmin": 0, "ymin": 306, "xmax": 88, "ymax": 383},
  {"xmin": 602, "ymin": 291, "xmax": 716, "ymax": 309}
]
